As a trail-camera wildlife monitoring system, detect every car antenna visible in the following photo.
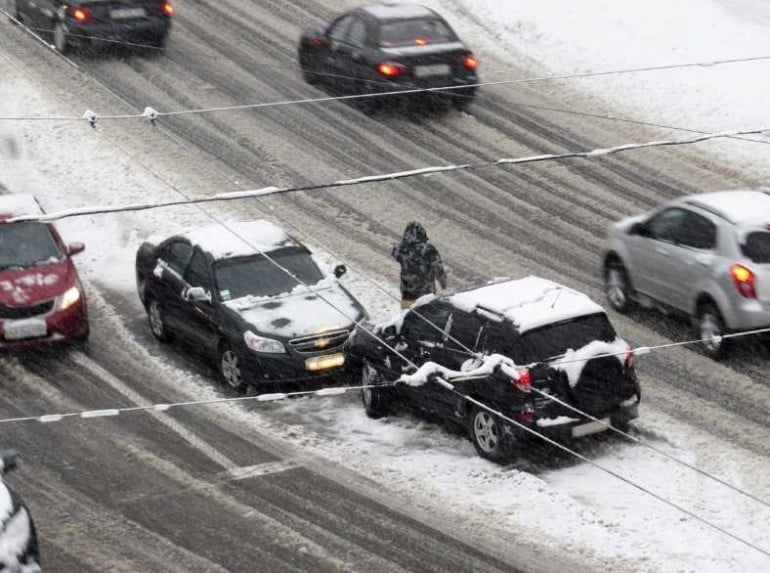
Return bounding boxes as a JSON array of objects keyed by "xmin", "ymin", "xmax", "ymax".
[{"xmin": 550, "ymin": 287, "xmax": 563, "ymax": 309}]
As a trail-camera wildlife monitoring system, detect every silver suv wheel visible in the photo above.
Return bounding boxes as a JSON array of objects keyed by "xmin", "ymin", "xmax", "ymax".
[
  {"xmin": 605, "ymin": 263, "xmax": 632, "ymax": 313},
  {"xmin": 698, "ymin": 304, "xmax": 726, "ymax": 358}
]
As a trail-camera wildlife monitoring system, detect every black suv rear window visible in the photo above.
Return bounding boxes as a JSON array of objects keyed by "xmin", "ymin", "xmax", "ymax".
[
  {"xmin": 742, "ymin": 231, "xmax": 770, "ymax": 263},
  {"xmin": 0, "ymin": 222, "xmax": 62, "ymax": 270},
  {"xmin": 510, "ymin": 313, "xmax": 617, "ymax": 364},
  {"xmin": 378, "ymin": 19, "xmax": 455, "ymax": 47}
]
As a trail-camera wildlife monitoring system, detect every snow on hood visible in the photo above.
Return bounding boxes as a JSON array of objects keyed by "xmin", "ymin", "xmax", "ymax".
[
  {"xmin": 397, "ymin": 353, "xmax": 524, "ymax": 387},
  {"xmin": 550, "ymin": 337, "xmax": 629, "ymax": 388},
  {"xmin": 224, "ymin": 279, "xmax": 361, "ymax": 339},
  {"xmin": 0, "ymin": 481, "xmax": 37, "ymax": 571},
  {"xmin": 0, "ymin": 259, "xmax": 73, "ymax": 306}
]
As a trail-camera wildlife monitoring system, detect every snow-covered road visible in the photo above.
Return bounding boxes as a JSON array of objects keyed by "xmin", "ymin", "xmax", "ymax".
[{"xmin": 2, "ymin": 0, "xmax": 770, "ymax": 571}]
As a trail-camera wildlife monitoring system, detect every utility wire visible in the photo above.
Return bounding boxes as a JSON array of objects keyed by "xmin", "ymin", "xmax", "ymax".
[{"xmin": 7, "ymin": 123, "xmax": 770, "ymax": 224}]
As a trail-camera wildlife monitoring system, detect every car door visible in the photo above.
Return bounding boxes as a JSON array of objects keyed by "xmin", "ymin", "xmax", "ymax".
[
  {"xmin": 176, "ymin": 248, "xmax": 219, "ymax": 353},
  {"xmin": 324, "ymin": 15, "xmax": 356, "ymax": 89},
  {"xmin": 665, "ymin": 210, "xmax": 718, "ymax": 311},
  {"xmin": 151, "ymin": 239, "xmax": 193, "ymax": 334},
  {"xmin": 626, "ymin": 207, "xmax": 689, "ymax": 304},
  {"xmin": 399, "ymin": 301, "xmax": 452, "ymax": 414}
]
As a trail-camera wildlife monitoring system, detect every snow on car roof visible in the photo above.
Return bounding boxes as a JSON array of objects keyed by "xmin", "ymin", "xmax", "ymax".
[
  {"xmin": 685, "ymin": 190, "xmax": 770, "ymax": 225},
  {"xmin": 0, "ymin": 194, "xmax": 44, "ymax": 220},
  {"xmin": 361, "ymin": 3, "xmax": 437, "ymax": 21},
  {"xmin": 182, "ymin": 220, "xmax": 297, "ymax": 260},
  {"xmin": 447, "ymin": 276, "xmax": 606, "ymax": 333}
]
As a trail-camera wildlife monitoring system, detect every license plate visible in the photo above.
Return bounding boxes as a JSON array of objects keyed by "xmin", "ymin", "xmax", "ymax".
[
  {"xmin": 414, "ymin": 64, "xmax": 450, "ymax": 78},
  {"xmin": 571, "ymin": 418, "xmax": 610, "ymax": 438},
  {"xmin": 110, "ymin": 7, "xmax": 146, "ymax": 19},
  {"xmin": 4, "ymin": 319, "xmax": 47, "ymax": 341},
  {"xmin": 305, "ymin": 353, "xmax": 345, "ymax": 372}
]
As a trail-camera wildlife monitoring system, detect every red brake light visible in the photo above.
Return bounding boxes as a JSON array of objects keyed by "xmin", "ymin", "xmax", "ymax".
[
  {"xmin": 162, "ymin": 2, "xmax": 174, "ymax": 16},
  {"xmin": 414, "ymin": 37, "xmax": 428, "ymax": 45},
  {"xmin": 71, "ymin": 7, "xmax": 92, "ymax": 23},
  {"xmin": 625, "ymin": 345, "xmax": 634, "ymax": 369},
  {"xmin": 377, "ymin": 62, "xmax": 407, "ymax": 78},
  {"xmin": 462, "ymin": 54, "xmax": 478, "ymax": 71},
  {"xmin": 518, "ymin": 410, "xmax": 534, "ymax": 424},
  {"xmin": 510, "ymin": 369, "xmax": 532, "ymax": 394},
  {"xmin": 310, "ymin": 37, "xmax": 328, "ymax": 47},
  {"xmin": 730, "ymin": 264, "xmax": 757, "ymax": 298}
]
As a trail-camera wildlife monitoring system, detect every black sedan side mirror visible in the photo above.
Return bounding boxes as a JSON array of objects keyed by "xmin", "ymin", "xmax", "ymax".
[
  {"xmin": 333, "ymin": 264, "xmax": 347, "ymax": 279},
  {"xmin": 183, "ymin": 286, "xmax": 211, "ymax": 303}
]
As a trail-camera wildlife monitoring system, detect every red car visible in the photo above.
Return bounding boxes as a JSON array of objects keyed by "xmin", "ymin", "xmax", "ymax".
[{"xmin": 0, "ymin": 195, "xmax": 89, "ymax": 349}]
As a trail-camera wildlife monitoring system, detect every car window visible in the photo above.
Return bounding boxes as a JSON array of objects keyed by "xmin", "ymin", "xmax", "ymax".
[
  {"xmin": 346, "ymin": 18, "xmax": 368, "ymax": 47},
  {"xmin": 160, "ymin": 240, "xmax": 192, "ymax": 275},
  {"xmin": 510, "ymin": 313, "xmax": 617, "ymax": 364},
  {"xmin": 213, "ymin": 247, "xmax": 323, "ymax": 301},
  {"xmin": 742, "ymin": 231, "xmax": 770, "ymax": 263},
  {"xmin": 328, "ymin": 15, "xmax": 354, "ymax": 42},
  {"xmin": 378, "ymin": 18, "xmax": 456, "ymax": 47},
  {"xmin": 646, "ymin": 208, "xmax": 688, "ymax": 243},
  {"xmin": 676, "ymin": 211, "xmax": 717, "ymax": 250},
  {"xmin": 447, "ymin": 311, "xmax": 483, "ymax": 352},
  {"xmin": 184, "ymin": 250, "xmax": 212, "ymax": 291},
  {"xmin": 0, "ymin": 222, "xmax": 62, "ymax": 269},
  {"xmin": 402, "ymin": 302, "xmax": 451, "ymax": 342}
]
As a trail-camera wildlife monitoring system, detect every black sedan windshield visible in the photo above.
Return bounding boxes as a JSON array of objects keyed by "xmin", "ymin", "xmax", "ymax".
[
  {"xmin": 0, "ymin": 222, "xmax": 62, "ymax": 269},
  {"xmin": 510, "ymin": 313, "xmax": 617, "ymax": 364},
  {"xmin": 378, "ymin": 19, "xmax": 456, "ymax": 47},
  {"xmin": 214, "ymin": 247, "xmax": 324, "ymax": 301}
]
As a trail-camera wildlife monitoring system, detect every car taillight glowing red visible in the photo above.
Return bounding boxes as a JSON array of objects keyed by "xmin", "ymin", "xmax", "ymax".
[
  {"xmin": 730, "ymin": 263, "xmax": 757, "ymax": 298},
  {"xmin": 625, "ymin": 345, "xmax": 634, "ymax": 369},
  {"xmin": 162, "ymin": 2, "xmax": 174, "ymax": 16},
  {"xmin": 510, "ymin": 369, "xmax": 532, "ymax": 393},
  {"xmin": 518, "ymin": 410, "xmax": 534, "ymax": 423},
  {"xmin": 377, "ymin": 62, "xmax": 407, "ymax": 78},
  {"xmin": 71, "ymin": 7, "xmax": 92, "ymax": 23},
  {"xmin": 462, "ymin": 54, "xmax": 479, "ymax": 71}
]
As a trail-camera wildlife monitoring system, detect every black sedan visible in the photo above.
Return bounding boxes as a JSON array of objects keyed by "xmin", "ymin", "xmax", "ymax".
[
  {"xmin": 135, "ymin": 220, "xmax": 367, "ymax": 393},
  {"xmin": 298, "ymin": 3, "xmax": 479, "ymax": 109},
  {"xmin": 346, "ymin": 277, "xmax": 640, "ymax": 463},
  {"xmin": 5, "ymin": 0, "xmax": 173, "ymax": 53}
]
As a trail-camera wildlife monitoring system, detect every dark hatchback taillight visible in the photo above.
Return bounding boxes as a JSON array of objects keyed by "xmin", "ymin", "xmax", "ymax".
[
  {"xmin": 161, "ymin": 2, "xmax": 174, "ymax": 16},
  {"xmin": 69, "ymin": 6, "xmax": 92, "ymax": 24},
  {"xmin": 377, "ymin": 61, "xmax": 408, "ymax": 78},
  {"xmin": 461, "ymin": 54, "xmax": 479, "ymax": 71}
]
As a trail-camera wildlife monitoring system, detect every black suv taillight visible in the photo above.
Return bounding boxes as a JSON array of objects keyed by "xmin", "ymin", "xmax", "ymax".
[
  {"xmin": 510, "ymin": 369, "xmax": 532, "ymax": 393},
  {"xmin": 68, "ymin": 6, "xmax": 92, "ymax": 23}
]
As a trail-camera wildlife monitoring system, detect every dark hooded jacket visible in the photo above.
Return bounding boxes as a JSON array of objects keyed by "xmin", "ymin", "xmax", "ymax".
[{"xmin": 391, "ymin": 222, "xmax": 447, "ymax": 299}]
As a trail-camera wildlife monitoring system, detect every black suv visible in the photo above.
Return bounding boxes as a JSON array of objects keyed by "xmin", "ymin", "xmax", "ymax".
[
  {"xmin": 0, "ymin": 451, "xmax": 40, "ymax": 572},
  {"xmin": 346, "ymin": 277, "xmax": 640, "ymax": 462},
  {"xmin": 135, "ymin": 220, "xmax": 366, "ymax": 392}
]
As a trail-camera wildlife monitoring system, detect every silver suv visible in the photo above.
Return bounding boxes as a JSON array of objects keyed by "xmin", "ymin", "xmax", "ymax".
[{"xmin": 602, "ymin": 190, "xmax": 770, "ymax": 357}]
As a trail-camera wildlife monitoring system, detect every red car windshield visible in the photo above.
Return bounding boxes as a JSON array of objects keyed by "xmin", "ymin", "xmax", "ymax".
[{"xmin": 0, "ymin": 222, "xmax": 63, "ymax": 270}]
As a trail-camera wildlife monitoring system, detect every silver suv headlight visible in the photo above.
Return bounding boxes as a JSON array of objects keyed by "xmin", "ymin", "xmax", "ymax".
[{"xmin": 243, "ymin": 331, "xmax": 286, "ymax": 354}]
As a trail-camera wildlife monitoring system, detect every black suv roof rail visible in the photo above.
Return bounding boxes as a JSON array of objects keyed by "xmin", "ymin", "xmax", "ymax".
[{"xmin": 684, "ymin": 199, "xmax": 733, "ymax": 224}]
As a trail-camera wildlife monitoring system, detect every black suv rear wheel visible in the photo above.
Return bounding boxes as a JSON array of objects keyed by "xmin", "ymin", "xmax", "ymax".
[{"xmin": 468, "ymin": 406, "xmax": 510, "ymax": 463}]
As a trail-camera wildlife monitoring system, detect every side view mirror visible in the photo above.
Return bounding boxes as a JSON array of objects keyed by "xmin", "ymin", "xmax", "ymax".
[
  {"xmin": 629, "ymin": 222, "xmax": 649, "ymax": 237},
  {"xmin": 333, "ymin": 264, "xmax": 347, "ymax": 279},
  {"xmin": 66, "ymin": 242, "xmax": 85, "ymax": 256},
  {"xmin": 183, "ymin": 286, "xmax": 211, "ymax": 303},
  {"xmin": 0, "ymin": 450, "xmax": 18, "ymax": 474}
]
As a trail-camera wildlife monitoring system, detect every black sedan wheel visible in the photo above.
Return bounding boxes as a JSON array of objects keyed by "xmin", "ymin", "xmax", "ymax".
[
  {"xmin": 361, "ymin": 361, "xmax": 390, "ymax": 419},
  {"xmin": 220, "ymin": 344, "xmax": 248, "ymax": 393},
  {"xmin": 147, "ymin": 298, "xmax": 172, "ymax": 342},
  {"xmin": 468, "ymin": 406, "xmax": 509, "ymax": 463}
]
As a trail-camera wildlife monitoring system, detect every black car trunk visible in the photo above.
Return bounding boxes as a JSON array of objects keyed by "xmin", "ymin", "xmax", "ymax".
[
  {"xmin": 79, "ymin": 0, "xmax": 166, "ymax": 23},
  {"xmin": 569, "ymin": 356, "xmax": 636, "ymax": 417}
]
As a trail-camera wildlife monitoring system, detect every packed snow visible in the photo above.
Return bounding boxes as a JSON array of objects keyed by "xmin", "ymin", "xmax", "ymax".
[{"xmin": 3, "ymin": 1, "xmax": 770, "ymax": 572}]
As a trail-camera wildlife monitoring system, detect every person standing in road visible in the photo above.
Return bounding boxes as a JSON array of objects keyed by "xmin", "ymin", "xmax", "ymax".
[{"xmin": 391, "ymin": 222, "xmax": 447, "ymax": 309}]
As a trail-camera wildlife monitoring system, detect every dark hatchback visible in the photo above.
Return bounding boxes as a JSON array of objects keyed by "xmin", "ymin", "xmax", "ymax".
[
  {"xmin": 346, "ymin": 277, "xmax": 640, "ymax": 463},
  {"xmin": 7, "ymin": 0, "xmax": 174, "ymax": 53},
  {"xmin": 136, "ymin": 221, "xmax": 367, "ymax": 392},
  {"xmin": 298, "ymin": 3, "xmax": 479, "ymax": 109}
]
